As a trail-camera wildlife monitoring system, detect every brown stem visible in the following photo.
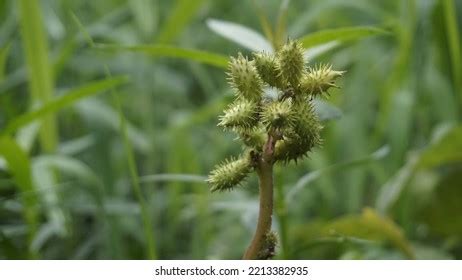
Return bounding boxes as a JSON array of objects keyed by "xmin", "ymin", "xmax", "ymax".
[{"xmin": 243, "ymin": 135, "xmax": 275, "ymax": 259}]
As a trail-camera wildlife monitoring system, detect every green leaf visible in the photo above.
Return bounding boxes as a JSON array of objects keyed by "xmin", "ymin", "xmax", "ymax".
[
  {"xmin": 139, "ymin": 174, "xmax": 207, "ymax": 184},
  {"xmin": 375, "ymin": 154, "xmax": 419, "ymax": 214},
  {"xmin": 33, "ymin": 155, "xmax": 102, "ymax": 189},
  {"xmin": 299, "ymin": 26, "xmax": 390, "ymax": 49},
  {"xmin": 418, "ymin": 125, "xmax": 462, "ymax": 169},
  {"xmin": 30, "ymin": 155, "xmax": 105, "ymax": 243},
  {"xmin": 304, "ymin": 41, "xmax": 340, "ymax": 60},
  {"xmin": 287, "ymin": 146, "xmax": 389, "ymax": 203},
  {"xmin": 206, "ymin": 18, "xmax": 273, "ymax": 52},
  {"xmin": 129, "ymin": 0, "xmax": 158, "ymax": 37},
  {"xmin": 376, "ymin": 125, "xmax": 462, "ymax": 214},
  {"xmin": 18, "ymin": 0, "xmax": 57, "ymax": 152},
  {"xmin": 274, "ymin": 0, "xmax": 290, "ymax": 47},
  {"xmin": 156, "ymin": 0, "xmax": 206, "ymax": 44},
  {"xmin": 58, "ymin": 135, "xmax": 95, "ymax": 155},
  {"xmin": 421, "ymin": 168, "xmax": 462, "ymax": 237},
  {"xmin": 291, "ymin": 208, "xmax": 415, "ymax": 259},
  {"xmin": 75, "ymin": 99, "xmax": 150, "ymax": 152},
  {"xmin": 0, "ymin": 42, "xmax": 11, "ymax": 82},
  {"xmin": 97, "ymin": 44, "xmax": 229, "ymax": 68},
  {"xmin": 2, "ymin": 76, "xmax": 128, "ymax": 135},
  {"xmin": 442, "ymin": 0, "xmax": 462, "ymax": 104},
  {"xmin": 313, "ymin": 99, "xmax": 342, "ymax": 121},
  {"xmin": 324, "ymin": 208, "xmax": 415, "ymax": 259},
  {"xmin": 112, "ymin": 81, "xmax": 157, "ymax": 260},
  {"xmin": 0, "ymin": 136, "xmax": 38, "ymax": 255},
  {"xmin": 250, "ymin": 0, "xmax": 274, "ymax": 46}
]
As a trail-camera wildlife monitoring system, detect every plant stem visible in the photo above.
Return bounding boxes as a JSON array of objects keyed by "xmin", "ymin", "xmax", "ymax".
[{"xmin": 243, "ymin": 136, "xmax": 275, "ymax": 259}]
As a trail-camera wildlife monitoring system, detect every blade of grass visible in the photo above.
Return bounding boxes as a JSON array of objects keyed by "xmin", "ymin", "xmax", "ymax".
[
  {"xmin": 206, "ymin": 19, "xmax": 273, "ymax": 52},
  {"xmin": 110, "ymin": 69, "xmax": 157, "ymax": 260},
  {"xmin": 251, "ymin": 0, "xmax": 274, "ymax": 46},
  {"xmin": 18, "ymin": 0, "xmax": 57, "ymax": 153},
  {"xmin": 96, "ymin": 44, "xmax": 229, "ymax": 68},
  {"xmin": 442, "ymin": 0, "xmax": 462, "ymax": 107},
  {"xmin": 129, "ymin": 0, "xmax": 158, "ymax": 37},
  {"xmin": 274, "ymin": 0, "xmax": 290, "ymax": 48},
  {"xmin": 165, "ymin": 129, "xmax": 192, "ymax": 256},
  {"xmin": 164, "ymin": 128, "xmax": 206, "ymax": 258},
  {"xmin": 286, "ymin": 146, "xmax": 390, "ymax": 203},
  {"xmin": 156, "ymin": 0, "xmax": 206, "ymax": 44},
  {"xmin": 139, "ymin": 174, "xmax": 207, "ymax": 184},
  {"xmin": 375, "ymin": 154, "xmax": 419, "ymax": 214},
  {"xmin": 299, "ymin": 26, "xmax": 390, "ymax": 48},
  {"xmin": 72, "ymin": 13, "xmax": 157, "ymax": 259},
  {"xmin": 0, "ymin": 42, "xmax": 11, "ymax": 82},
  {"xmin": 373, "ymin": 1, "xmax": 416, "ymax": 146},
  {"xmin": 2, "ymin": 77, "xmax": 128, "ymax": 136},
  {"xmin": 75, "ymin": 99, "xmax": 150, "ymax": 152},
  {"xmin": 0, "ymin": 136, "xmax": 39, "ymax": 258}
]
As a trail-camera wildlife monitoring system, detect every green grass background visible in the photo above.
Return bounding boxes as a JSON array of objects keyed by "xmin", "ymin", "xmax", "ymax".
[{"xmin": 0, "ymin": 0, "xmax": 461, "ymax": 259}]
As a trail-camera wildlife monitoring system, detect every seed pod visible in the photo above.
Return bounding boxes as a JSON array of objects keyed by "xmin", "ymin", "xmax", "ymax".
[
  {"xmin": 228, "ymin": 53, "xmax": 264, "ymax": 102},
  {"xmin": 218, "ymin": 99, "xmax": 259, "ymax": 130},
  {"xmin": 292, "ymin": 100, "xmax": 322, "ymax": 139},
  {"xmin": 274, "ymin": 136, "xmax": 306, "ymax": 163},
  {"xmin": 274, "ymin": 101, "xmax": 322, "ymax": 163},
  {"xmin": 253, "ymin": 52, "xmax": 283, "ymax": 88},
  {"xmin": 277, "ymin": 40, "xmax": 305, "ymax": 88},
  {"xmin": 207, "ymin": 156, "xmax": 252, "ymax": 192},
  {"xmin": 300, "ymin": 64, "xmax": 344, "ymax": 97},
  {"xmin": 235, "ymin": 125, "xmax": 267, "ymax": 150},
  {"xmin": 260, "ymin": 99, "xmax": 295, "ymax": 131}
]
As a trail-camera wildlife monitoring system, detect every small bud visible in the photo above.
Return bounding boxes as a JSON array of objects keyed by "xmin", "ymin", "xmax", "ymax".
[
  {"xmin": 207, "ymin": 156, "xmax": 252, "ymax": 192},
  {"xmin": 260, "ymin": 99, "xmax": 295, "ymax": 131},
  {"xmin": 253, "ymin": 52, "xmax": 283, "ymax": 88},
  {"xmin": 228, "ymin": 53, "xmax": 264, "ymax": 102},
  {"xmin": 218, "ymin": 100, "xmax": 259, "ymax": 130},
  {"xmin": 301, "ymin": 64, "xmax": 344, "ymax": 97},
  {"xmin": 277, "ymin": 40, "xmax": 305, "ymax": 88},
  {"xmin": 257, "ymin": 231, "xmax": 278, "ymax": 260}
]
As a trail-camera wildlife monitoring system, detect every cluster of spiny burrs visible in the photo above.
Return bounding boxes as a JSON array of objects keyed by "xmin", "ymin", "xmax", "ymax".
[{"xmin": 208, "ymin": 40, "xmax": 344, "ymax": 192}]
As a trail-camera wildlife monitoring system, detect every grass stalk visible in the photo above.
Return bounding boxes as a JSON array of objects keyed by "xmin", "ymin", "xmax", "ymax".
[
  {"xmin": 112, "ymin": 87, "xmax": 157, "ymax": 259},
  {"xmin": 443, "ymin": 0, "xmax": 462, "ymax": 108},
  {"xmin": 18, "ymin": 0, "xmax": 57, "ymax": 152},
  {"xmin": 71, "ymin": 12, "xmax": 157, "ymax": 259}
]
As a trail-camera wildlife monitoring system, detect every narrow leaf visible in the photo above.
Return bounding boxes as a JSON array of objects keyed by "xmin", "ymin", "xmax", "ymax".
[
  {"xmin": 287, "ymin": 146, "xmax": 389, "ymax": 203},
  {"xmin": 299, "ymin": 26, "xmax": 390, "ymax": 49},
  {"xmin": 206, "ymin": 18, "xmax": 273, "ymax": 52},
  {"xmin": 375, "ymin": 155, "xmax": 419, "ymax": 214},
  {"xmin": 3, "ymin": 76, "xmax": 128, "ymax": 135},
  {"xmin": 140, "ymin": 174, "xmax": 207, "ymax": 184},
  {"xmin": 0, "ymin": 42, "xmax": 11, "ymax": 82},
  {"xmin": 418, "ymin": 125, "xmax": 462, "ymax": 168},
  {"xmin": 18, "ymin": 0, "xmax": 57, "ymax": 152},
  {"xmin": 0, "ymin": 136, "xmax": 38, "ymax": 254},
  {"xmin": 443, "ymin": 0, "xmax": 462, "ymax": 104},
  {"xmin": 97, "ymin": 44, "xmax": 229, "ymax": 68},
  {"xmin": 157, "ymin": 0, "xmax": 206, "ymax": 44},
  {"xmin": 325, "ymin": 208, "xmax": 415, "ymax": 259}
]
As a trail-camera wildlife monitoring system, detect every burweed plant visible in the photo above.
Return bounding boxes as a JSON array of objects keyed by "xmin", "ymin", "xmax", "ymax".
[{"xmin": 207, "ymin": 40, "xmax": 344, "ymax": 259}]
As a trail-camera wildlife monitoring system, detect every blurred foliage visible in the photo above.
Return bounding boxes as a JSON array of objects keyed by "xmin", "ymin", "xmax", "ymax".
[{"xmin": 0, "ymin": 0, "xmax": 461, "ymax": 260}]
